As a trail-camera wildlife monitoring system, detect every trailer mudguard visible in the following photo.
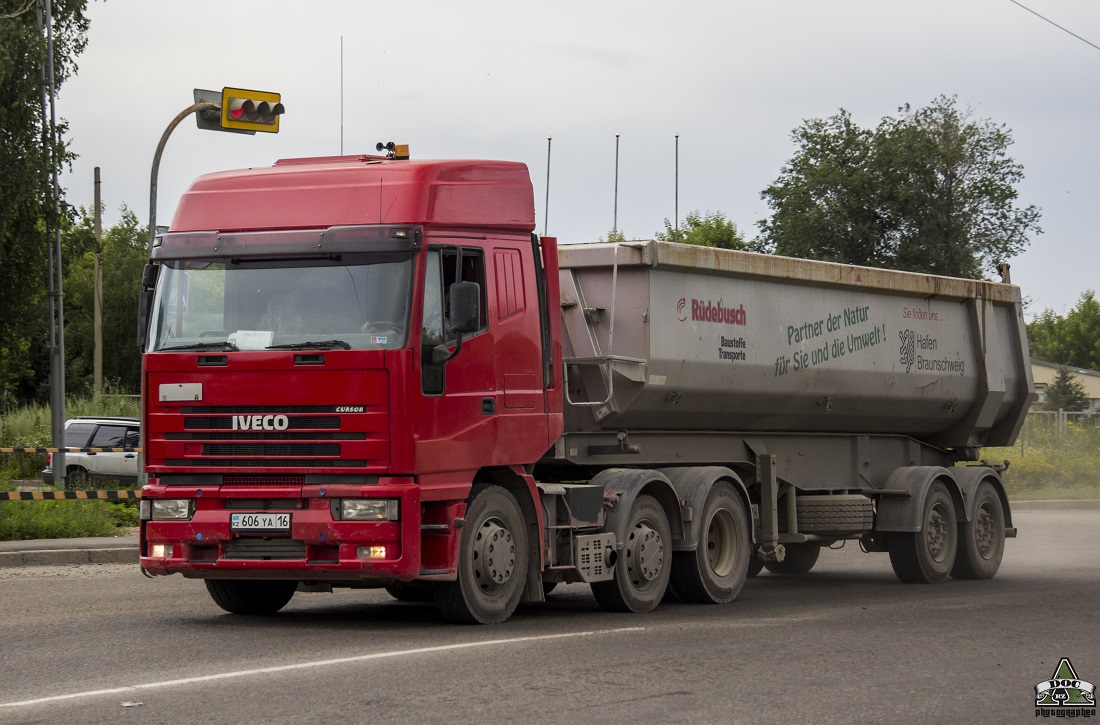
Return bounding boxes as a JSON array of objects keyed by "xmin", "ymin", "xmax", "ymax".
[
  {"xmin": 590, "ymin": 468, "xmax": 682, "ymax": 551},
  {"xmin": 657, "ymin": 466, "xmax": 752, "ymax": 552},
  {"xmin": 952, "ymin": 465, "xmax": 1014, "ymax": 530},
  {"xmin": 875, "ymin": 466, "xmax": 963, "ymax": 533}
]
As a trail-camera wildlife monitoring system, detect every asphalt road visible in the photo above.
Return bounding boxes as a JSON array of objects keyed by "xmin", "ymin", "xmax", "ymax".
[{"xmin": 0, "ymin": 508, "xmax": 1097, "ymax": 724}]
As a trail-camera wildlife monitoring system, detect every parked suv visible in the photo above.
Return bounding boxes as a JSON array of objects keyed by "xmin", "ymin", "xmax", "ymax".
[{"xmin": 42, "ymin": 417, "xmax": 141, "ymax": 488}]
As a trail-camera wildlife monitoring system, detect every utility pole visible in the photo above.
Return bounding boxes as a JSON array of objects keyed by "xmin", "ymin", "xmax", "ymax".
[
  {"xmin": 39, "ymin": 0, "xmax": 66, "ymax": 486},
  {"xmin": 94, "ymin": 167, "xmax": 103, "ymax": 394}
]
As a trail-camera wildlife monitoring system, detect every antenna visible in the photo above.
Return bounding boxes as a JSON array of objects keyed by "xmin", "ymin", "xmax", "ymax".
[
  {"xmin": 675, "ymin": 134, "xmax": 680, "ymax": 237},
  {"xmin": 340, "ymin": 35, "xmax": 344, "ymax": 155},
  {"xmin": 613, "ymin": 134, "xmax": 620, "ymax": 233},
  {"xmin": 544, "ymin": 136, "xmax": 552, "ymax": 236}
]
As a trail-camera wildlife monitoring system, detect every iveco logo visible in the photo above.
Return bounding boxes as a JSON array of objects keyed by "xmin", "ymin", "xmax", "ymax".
[
  {"xmin": 335, "ymin": 406, "xmax": 364, "ymax": 413},
  {"xmin": 232, "ymin": 414, "xmax": 290, "ymax": 431}
]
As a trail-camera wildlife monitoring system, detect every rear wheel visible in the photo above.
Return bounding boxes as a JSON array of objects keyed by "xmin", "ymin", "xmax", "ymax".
[
  {"xmin": 951, "ymin": 481, "xmax": 1005, "ymax": 580},
  {"xmin": 746, "ymin": 555, "xmax": 764, "ymax": 578},
  {"xmin": 888, "ymin": 481, "xmax": 957, "ymax": 584},
  {"xmin": 762, "ymin": 542, "xmax": 820, "ymax": 575},
  {"xmin": 205, "ymin": 580, "xmax": 297, "ymax": 615},
  {"xmin": 669, "ymin": 483, "xmax": 749, "ymax": 603},
  {"xmin": 591, "ymin": 495, "xmax": 671, "ymax": 613},
  {"xmin": 435, "ymin": 485, "xmax": 528, "ymax": 624}
]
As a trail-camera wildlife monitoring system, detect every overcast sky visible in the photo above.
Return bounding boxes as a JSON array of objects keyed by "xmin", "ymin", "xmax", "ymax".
[{"xmin": 56, "ymin": 0, "xmax": 1099, "ymax": 319}]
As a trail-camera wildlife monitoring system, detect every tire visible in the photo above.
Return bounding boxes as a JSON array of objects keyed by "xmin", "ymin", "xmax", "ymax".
[
  {"xmin": 888, "ymin": 481, "xmax": 958, "ymax": 584},
  {"xmin": 65, "ymin": 466, "xmax": 90, "ymax": 490},
  {"xmin": 434, "ymin": 485, "xmax": 528, "ymax": 624},
  {"xmin": 762, "ymin": 542, "xmax": 820, "ymax": 575},
  {"xmin": 669, "ymin": 483, "xmax": 749, "ymax": 603},
  {"xmin": 591, "ymin": 495, "xmax": 672, "ymax": 613},
  {"xmin": 746, "ymin": 555, "xmax": 764, "ymax": 578},
  {"xmin": 385, "ymin": 582, "xmax": 435, "ymax": 602},
  {"xmin": 205, "ymin": 580, "xmax": 297, "ymax": 615},
  {"xmin": 951, "ymin": 481, "xmax": 1005, "ymax": 580}
]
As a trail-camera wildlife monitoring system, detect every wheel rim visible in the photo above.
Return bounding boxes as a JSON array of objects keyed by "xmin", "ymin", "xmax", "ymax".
[
  {"xmin": 472, "ymin": 517, "xmax": 516, "ymax": 592},
  {"xmin": 974, "ymin": 501, "xmax": 998, "ymax": 559},
  {"xmin": 706, "ymin": 508, "xmax": 737, "ymax": 578},
  {"xmin": 626, "ymin": 520, "xmax": 665, "ymax": 587},
  {"xmin": 926, "ymin": 503, "xmax": 950, "ymax": 563}
]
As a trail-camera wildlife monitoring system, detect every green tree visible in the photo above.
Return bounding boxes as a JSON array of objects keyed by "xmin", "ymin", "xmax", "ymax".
[
  {"xmin": 759, "ymin": 96, "xmax": 1041, "ymax": 279},
  {"xmin": 657, "ymin": 210, "xmax": 747, "ymax": 250},
  {"xmin": 1026, "ymin": 291, "xmax": 1100, "ymax": 371},
  {"xmin": 0, "ymin": 0, "xmax": 90, "ymax": 405},
  {"xmin": 63, "ymin": 207, "xmax": 147, "ymax": 394},
  {"xmin": 1042, "ymin": 366, "xmax": 1090, "ymax": 413}
]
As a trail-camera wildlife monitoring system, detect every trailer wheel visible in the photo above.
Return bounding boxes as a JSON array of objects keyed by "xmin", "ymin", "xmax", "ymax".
[
  {"xmin": 435, "ymin": 485, "xmax": 528, "ymax": 624},
  {"xmin": 592, "ymin": 495, "xmax": 671, "ymax": 613},
  {"xmin": 951, "ymin": 481, "xmax": 1005, "ymax": 580},
  {"xmin": 887, "ymin": 481, "xmax": 957, "ymax": 583},
  {"xmin": 669, "ymin": 483, "xmax": 749, "ymax": 603},
  {"xmin": 205, "ymin": 580, "xmax": 297, "ymax": 615},
  {"xmin": 762, "ymin": 542, "xmax": 820, "ymax": 574}
]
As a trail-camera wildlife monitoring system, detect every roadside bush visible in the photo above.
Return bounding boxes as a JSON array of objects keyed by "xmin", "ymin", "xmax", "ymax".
[
  {"xmin": 988, "ymin": 417, "xmax": 1100, "ymax": 499},
  {"xmin": 0, "ymin": 500, "xmax": 119, "ymax": 540}
]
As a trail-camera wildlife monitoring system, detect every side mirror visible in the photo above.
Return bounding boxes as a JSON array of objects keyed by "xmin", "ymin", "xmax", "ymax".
[
  {"xmin": 141, "ymin": 262, "xmax": 159, "ymax": 289},
  {"xmin": 449, "ymin": 281, "xmax": 480, "ymax": 333},
  {"xmin": 137, "ymin": 288, "xmax": 154, "ymax": 350},
  {"xmin": 430, "ymin": 281, "xmax": 481, "ymax": 364}
]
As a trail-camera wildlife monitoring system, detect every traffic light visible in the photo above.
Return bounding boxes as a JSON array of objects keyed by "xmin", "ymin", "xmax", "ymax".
[{"xmin": 220, "ymin": 87, "xmax": 284, "ymax": 133}]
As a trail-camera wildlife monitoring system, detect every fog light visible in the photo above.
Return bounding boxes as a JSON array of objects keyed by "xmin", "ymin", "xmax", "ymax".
[
  {"xmin": 151, "ymin": 499, "xmax": 192, "ymax": 520},
  {"xmin": 356, "ymin": 545, "xmax": 387, "ymax": 559},
  {"xmin": 340, "ymin": 499, "xmax": 399, "ymax": 521},
  {"xmin": 150, "ymin": 544, "xmax": 174, "ymax": 558}
]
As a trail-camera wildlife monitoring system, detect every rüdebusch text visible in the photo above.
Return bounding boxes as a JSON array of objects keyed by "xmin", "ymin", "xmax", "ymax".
[{"xmin": 692, "ymin": 299, "xmax": 747, "ymax": 326}]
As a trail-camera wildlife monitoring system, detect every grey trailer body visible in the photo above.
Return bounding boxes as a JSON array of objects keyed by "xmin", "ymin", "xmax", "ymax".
[{"xmin": 534, "ymin": 241, "xmax": 1031, "ymax": 604}]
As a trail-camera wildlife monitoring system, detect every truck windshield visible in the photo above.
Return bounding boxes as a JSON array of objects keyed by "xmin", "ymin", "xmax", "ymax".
[{"xmin": 147, "ymin": 255, "xmax": 413, "ymax": 352}]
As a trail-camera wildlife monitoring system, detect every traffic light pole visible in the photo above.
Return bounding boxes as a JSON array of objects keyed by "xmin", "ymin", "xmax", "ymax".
[{"xmin": 147, "ymin": 101, "xmax": 219, "ymax": 254}]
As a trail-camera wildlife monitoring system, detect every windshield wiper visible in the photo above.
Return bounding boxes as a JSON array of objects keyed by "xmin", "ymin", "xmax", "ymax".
[
  {"xmin": 266, "ymin": 340, "xmax": 352, "ymax": 350},
  {"xmin": 159, "ymin": 341, "xmax": 240, "ymax": 352}
]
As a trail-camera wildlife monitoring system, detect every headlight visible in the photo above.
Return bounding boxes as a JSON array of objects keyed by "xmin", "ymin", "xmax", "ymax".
[
  {"xmin": 338, "ymin": 499, "xmax": 399, "ymax": 521},
  {"xmin": 151, "ymin": 499, "xmax": 193, "ymax": 521}
]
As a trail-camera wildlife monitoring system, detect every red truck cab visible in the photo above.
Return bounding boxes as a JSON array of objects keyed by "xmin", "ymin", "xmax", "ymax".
[{"xmin": 140, "ymin": 153, "xmax": 564, "ymax": 622}]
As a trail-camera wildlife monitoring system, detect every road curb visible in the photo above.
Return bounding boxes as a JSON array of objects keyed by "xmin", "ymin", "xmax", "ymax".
[
  {"xmin": 0, "ymin": 546, "xmax": 137, "ymax": 568},
  {"xmin": 1010, "ymin": 499, "xmax": 1100, "ymax": 511}
]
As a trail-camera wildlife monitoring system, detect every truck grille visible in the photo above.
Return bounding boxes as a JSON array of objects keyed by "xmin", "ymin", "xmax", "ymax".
[
  {"xmin": 223, "ymin": 538, "xmax": 306, "ymax": 560},
  {"xmin": 202, "ymin": 443, "xmax": 341, "ymax": 457},
  {"xmin": 157, "ymin": 404, "xmax": 388, "ymax": 471},
  {"xmin": 167, "ymin": 459, "xmax": 366, "ymax": 468},
  {"xmin": 184, "ymin": 416, "xmax": 340, "ymax": 430}
]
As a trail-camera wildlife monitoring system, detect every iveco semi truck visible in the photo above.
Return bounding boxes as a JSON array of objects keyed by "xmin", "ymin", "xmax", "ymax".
[{"xmin": 138, "ymin": 148, "xmax": 1032, "ymax": 623}]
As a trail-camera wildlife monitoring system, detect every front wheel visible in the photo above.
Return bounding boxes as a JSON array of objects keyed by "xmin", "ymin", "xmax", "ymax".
[
  {"xmin": 205, "ymin": 580, "xmax": 297, "ymax": 615},
  {"xmin": 591, "ymin": 494, "xmax": 672, "ymax": 613},
  {"xmin": 888, "ymin": 481, "xmax": 958, "ymax": 584},
  {"xmin": 669, "ymin": 483, "xmax": 749, "ymax": 603},
  {"xmin": 435, "ymin": 485, "xmax": 528, "ymax": 624},
  {"xmin": 951, "ymin": 481, "xmax": 1005, "ymax": 580}
]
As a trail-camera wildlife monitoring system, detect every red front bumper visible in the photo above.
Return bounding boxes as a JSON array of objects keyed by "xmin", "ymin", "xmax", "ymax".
[{"xmin": 140, "ymin": 480, "xmax": 430, "ymax": 581}]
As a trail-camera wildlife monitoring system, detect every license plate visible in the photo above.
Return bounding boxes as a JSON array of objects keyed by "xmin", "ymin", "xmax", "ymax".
[{"xmin": 230, "ymin": 513, "xmax": 291, "ymax": 531}]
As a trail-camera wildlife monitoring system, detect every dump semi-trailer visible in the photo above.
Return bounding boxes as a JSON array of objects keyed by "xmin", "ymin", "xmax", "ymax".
[{"xmin": 138, "ymin": 151, "xmax": 1033, "ymax": 623}]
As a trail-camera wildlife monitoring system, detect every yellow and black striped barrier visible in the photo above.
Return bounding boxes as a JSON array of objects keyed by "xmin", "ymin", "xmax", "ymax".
[
  {"xmin": 0, "ymin": 447, "xmax": 142, "ymax": 454},
  {"xmin": 1, "ymin": 489, "xmax": 142, "ymax": 501}
]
